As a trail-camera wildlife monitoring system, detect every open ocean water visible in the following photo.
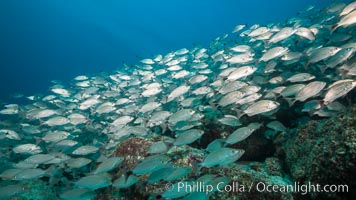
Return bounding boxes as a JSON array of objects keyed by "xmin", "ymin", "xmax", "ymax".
[{"xmin": 0, "ymin": 0, "xmax": 355, "ymax": 200}]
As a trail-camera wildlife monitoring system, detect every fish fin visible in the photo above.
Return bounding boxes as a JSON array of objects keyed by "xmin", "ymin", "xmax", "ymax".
[
  {"xmin": 39, "ymin": 119, "xmax": 45, "ymax": 127},
  {"xmin": 235, "ymin": 109, "xmax": 245, "ymax": 119},
  {"xmin": 162, "ymin": 96, "xmax": 169, "ymax": 104},
  {"xmin": 320, "ymin": 66, "xmax": 329, "ymax": 73},
  {"xmin": 210, "ymin": 102, "xmax": 219, "ymax": 109},
  {"xmin": 318, "ymin": 99, "xmax": 326, "ymax": 108},
  {"xmin": 340, "ymin": 69, "xmax": 348, "ymax": 79},
  {"xmin": 89, "ymin": 107, "xmax": 95, "ymax": 116},
  {"xmin": 142, "ymin": 119, "xmax": 149, "ymax": 127},
  {"xmin": 163, "ymin": 140, "xmax": 174, "ymax": 149},
  {"xmin": 256, "ymin": 59, "xmax": 260, "ymax": 66},
  {"xmin": 321, "ymin": 24, "xmax": 333, "ymax": 33},
  {"xmin": 34, "ymin": 136, "xmax": 42, "ymax": 145},
  {"xmin": 331, "ymin": 24, "xmax": 339, "ymax": 32},
  {"xmin": 266, "ymin": 115, "xmax": 277, "ymax": 120},
  {"xmin": 264, "ymin": 40, "xmax": 270, "ymax": 49},
  {"xmin": 221, "ymin": 55, "xmax": 227, "ymax": 63},
  {"xmin": 45, "ymin": 165, "xmax": 57, "ymax": 177},
  {"xmin": 285, "ymin": 98, "xmax": 296, "ymax": 107},
  {"xmin": 273, "ymin": 93, "xmax": 280, "ymax": 101},
  {"xmin": 191, "ymin": 161, "xmax": 202, "ymax": 176},
  {"xmin": 160, "ymin": 123, "xmax": 168, "ymax": 134}
]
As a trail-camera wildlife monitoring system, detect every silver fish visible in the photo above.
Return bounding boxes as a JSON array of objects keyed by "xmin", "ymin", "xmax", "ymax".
[
  {"xmin": 166, "ymin": 85, "xmax": 190, "ymax": 103},
  {"xmin": 225, "ymin": 123, "xmax": 261, "ymax": 145},
  {"xmin": 295, "ymin": 81, "xmax": 326, "ymax": 102},
  {"xmin": 269, "ymin": 27, "xmax": 296, "ymax": 44},
  {"xmin": 230, "ymin": 45, "xmax": 251, "ymax": 53},
  {"xmin": 173, "ymin": 129, "xmax": 204, "ymax": 146},
  {"xmin": 12, "ymin": 169, "xmax": 45, "ymax": 181},
  {"xmin": 201, "ymin": 148, "xmax": 244, "ymax": 167},
  {"xmin": 218, "ymin": 91, "xmax": 243, "ymax": 107},
  {"xmin": 339, "ymin": 1, "xmax": 356, "ymax": 16},
  {"xmin": 226, "ymin": 52, "xmax": 254, "ymax": 64},
  {"xmin": 218, "ymin": 115, "xmax": 241, "ymax": 127},
  {"xmin": 323, "ymin": 79, "xmax": 356, "ymax": 105},
  {"xmin": 66, "ymin": 158, "xmax": 92, "ymax": 168},
  {"xmin": 13, "ymin": 144, "xmax": 42, "ymax": 155},
  {"xmin": 308, "ymin": 47, "xmax": 341, "ymax": 64},
  {"xmin": 227, "ymin": 66, "xmax": 257, "ymax": 81},
  {"xmin": 148, "ymin": 141, "xmax": 171, "ymax": 154},
  {"xmin": 42, "ymin": 131, "xmax": 70, "ymax": 143},
  {"xmin": 112, "ymin": 174, "xmax": 139, "ymax": 188},
  {"xmin": 267, "ymin": 121, "xmax": 287, "ymax": 132},
  {"xmin": 287, "ymin": 73, "xmax": 315, "ymax": 83},
  {"xmin": 132, "ymin": 155, "xmax": 170, "ymax": 175},
  {"xmin": 295, "ymin": 27, "xmax": 315, "ymax": 41},
  {"xmin": 244, "ymin": 100, "xmax": 280, "ymax": 117},
  {"xmin": 75, "ymin": 174, "xmax": 112, "ymax": 189},
  {"xmin": 280, "ymin": 84, "xmax": 306, "ymax": 97},
  {"xmin": 260, "ymin": 47, "xmax": 289, "ymax": 62},
  {"xmin": 24, "ymin": 154, "xmax": 55, "ymax": 164},
  {"xmin": 93, "ymin": 157, "xmax": 124, "ymax": 174},
  {"xmin": 248, "ymin": 27, "xmax": 270, "ymax": 37},
  {"xmin": 232, "ymin": 24, "xmax": 246, "ymax": 33},
  {"xmin": 72, "ymin": 145, "xmax": 99, "ymax": 156}
]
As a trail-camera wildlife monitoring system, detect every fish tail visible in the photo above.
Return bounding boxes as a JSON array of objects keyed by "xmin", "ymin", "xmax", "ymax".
[
  {"xmin": 34, "ymin": 136, "xmax": 42, "ymax": 145},
  {"xmin": 142, "ymin": 119, "xmax": 149, "ymax": 127},
  {"xmin": 192, "ymin": 161, "xmax": 203, "ymax": 176},
  {"xmin": 235, "ymin": 109, "xmax": 244, "ymax": 119},
  {"xmin": 319, "ymin": 99, "xmax": 326, "ymax": 108},
  {"xmin": 331, "ymin": 24, "xmax": 339, "ymax": 32},
  {"xmin": 160, "ymin": 123, "xmax": 168, "ymax": 134},
  {"xmin": 263, "ymin": 40, "xmax": 270, "ymax": 48},
  {"xmin": 285, "ymin": 98, "xmax": 296, "ymax": 107},
  {"xmin": 320, "ymin": 66, "xmax": 328, "ymax": 73},
  {"xmin": 161, "ymin": 96, "xmax": 168, "ymax": 104},
  {"xmin": 210, "ymin": 102, "xmax": 219, "ymax": 109},
  {"xmin": 255, "ymin": 59, "xmax": 260, "ymax": 66},
  {"xmin": 39, "ymin": 119, "xmax": 45, "ymax": 127},
  {"xmin": 340, "ymin": 69, "xmax": 348, "ymax": 79}
]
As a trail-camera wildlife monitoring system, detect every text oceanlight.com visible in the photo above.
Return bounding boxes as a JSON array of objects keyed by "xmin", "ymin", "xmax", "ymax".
[{"xmin": 167, "ymin": 181, "xmax": 348, "ymax": 195}]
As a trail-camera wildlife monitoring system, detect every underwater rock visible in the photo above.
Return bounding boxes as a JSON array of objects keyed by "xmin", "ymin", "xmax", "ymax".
[
  {"xmin": 0, "ymin": 180, "xmax": 57, "ymax": 200},
  {"xmin": 265, "ymin": 157, "xmax": 283, "ymax": 177},
  {"xmin": 276, "ymin": 106, "xmax": 356, "ymax": 200},
  {"xmin": 228, "ymin": 129, "xmax": 276, "ymax": 161},
  {"xmin": 114, "ymin": 137, "xmax": 153, "ymax": 171},
  {"xmin": 201, "ymin": 162, "xmax": 295, "ymax": 200}
]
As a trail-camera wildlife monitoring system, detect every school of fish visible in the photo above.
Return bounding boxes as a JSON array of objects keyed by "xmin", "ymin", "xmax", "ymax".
[{"xmin": 0, "ymin": 1, "xmax": 356, "ymax": 199}]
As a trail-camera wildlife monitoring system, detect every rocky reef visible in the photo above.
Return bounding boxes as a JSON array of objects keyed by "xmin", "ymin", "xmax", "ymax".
[
  {"xmin": 3, "ymin": 106, "xmax": 354, "ymax": 200},
  {"xmin": 275, "ymin": 106, "xmax": 356, "ymax": 200},
  {"xmin": 92, "ymin": 106, "xmax": 355, "ymax": 200}
]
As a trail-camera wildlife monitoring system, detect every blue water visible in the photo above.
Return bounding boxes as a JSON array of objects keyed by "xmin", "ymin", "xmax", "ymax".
[{"xmin": 0, "ymin": 0, "xmax": 338, "ymax": 102}]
